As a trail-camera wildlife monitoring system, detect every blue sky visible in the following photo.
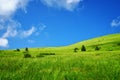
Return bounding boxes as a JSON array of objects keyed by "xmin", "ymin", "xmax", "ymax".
[{"xmin": 0, "ymin": 0, "xmax": 120, "ymax": 49}]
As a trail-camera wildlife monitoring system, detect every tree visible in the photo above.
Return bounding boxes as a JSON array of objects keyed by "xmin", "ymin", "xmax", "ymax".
[
  {"xmin": 95, "ymin": 46, "xmax": 100, "ymax": 51},
  {"xmin": 81, "ymin": 45, "xmax": 86, "ymax": 51},
  {"xmin": 16, "ymin": 48, "xmax": 20, "ymax": 51},
  {"xmin": 25, "ymin": 47, "xmax": 28, "ymax": 52},
  {"xmin": 74, "ymin": 48, "xmax": 79, "ymax": 52}
]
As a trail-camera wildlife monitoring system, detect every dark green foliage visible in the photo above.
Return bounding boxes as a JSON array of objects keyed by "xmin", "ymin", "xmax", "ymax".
[
  {"xmin": 16, "ymin": 48, "xmax": 20, "ymax": 51},
  {"xmin": 25, "ymin": 47, "xmax": 28, "ymax": 52},
  {"xmin": 95, "ymin": 46, "xmax": 100, "ymax": 51},
  {"xmin": 74, "ymin": 48, "xmax": 79, "ymax": 52},
  {"xmin": 24, "ymin": 53, "xmax": 31, "ymax": 58},
  {"xmin": 36, "ymin": 54, "xmax": 44, "ymax": 58},
  {"xmin": 36, "ymin": 53, "xmax": 55, "ymax": 58},
  {"xmin": 117, "ymin": 42, "xmax": 120, "ymax": 46},
  {"xmin": 40, "ymin": 53, "xmax": 55, "ymax": 55},
  {"xmin": 81, "ymin": 45, "xmax": 86, "ymax": 51},
  {"xmin": 108, "ymin": 49, "xmax": 113, "ymax": 51}
]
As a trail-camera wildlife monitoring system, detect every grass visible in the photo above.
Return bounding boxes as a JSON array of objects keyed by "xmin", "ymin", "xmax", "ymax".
[{"xmin": 0, "ymin": 33, "xmax": 120, "ymax": 80}]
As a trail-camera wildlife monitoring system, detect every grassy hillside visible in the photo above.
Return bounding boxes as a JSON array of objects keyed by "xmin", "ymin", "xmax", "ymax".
[
  {"xmin": 0, "ymin": 33, "xmax": 120, "ymax": 80},
  {"xmin": 68, "ymin": 33, "xmax": 120, "ymax": 51},
  {"xmin": 30, "ymin": 33, "xmax": 120, "ymax": 53}
]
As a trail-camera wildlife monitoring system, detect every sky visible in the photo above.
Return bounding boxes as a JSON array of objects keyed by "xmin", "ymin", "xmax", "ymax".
[{"xmin": 0, "ymin": 0, "xmax": 120, "ymax": 49}]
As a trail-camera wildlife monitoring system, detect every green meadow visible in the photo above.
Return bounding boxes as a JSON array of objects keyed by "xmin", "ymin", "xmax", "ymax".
[{"xmin": 0, "ymin": 33, "xmax": 120, "ymax": 80}]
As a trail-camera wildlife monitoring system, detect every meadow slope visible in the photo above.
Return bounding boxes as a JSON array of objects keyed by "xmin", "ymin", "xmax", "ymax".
[{"xmin": 0, "ymin": 33, "xmax": 120, "ymax": 80}]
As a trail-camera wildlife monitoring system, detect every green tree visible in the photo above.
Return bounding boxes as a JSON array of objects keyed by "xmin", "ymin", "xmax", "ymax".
[
  {"xmin": 81, "ymin": 45, "xmax": 86, "ymax": 51},
  {"xmin": 74, "ymin": 48, "xmax": 79, "ymax": 52},
  {"xmin": 25, "ymin": 47, "xmax": 28, "ymax": 52},
  {"xmin": 16, "ymin": 48, "xmax": 20, "ymax": 51},
  {"xmin": 95, "ymin": 46, "xmax": 100, "ymax": 51}
]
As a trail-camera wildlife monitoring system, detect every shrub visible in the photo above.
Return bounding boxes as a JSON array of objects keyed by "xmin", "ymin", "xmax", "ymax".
[
  {"xmin": 24, "ymin": 53, "xmax": 31, "ymax": 58},
  {"xmin": 40, "ymin": 53, "xmax": 55, "ymax": 55},
  {"xmin": 117, "ymin": 42, "xmax": 120, "ymax": 46},
  {"xmin": 36, "ymin": 54, "xmax": 44, "ymax": 58},
  {"xmin": 74, "ymin": 48, "xmax": 79, "ymax": 52},
  {"xmin": 81, "ymin": 45, "xmax": 86, "ymax": 51},
  {"xmin": 95, "ymin": 46, "xmax": 100, "ymax": 51},
  {"xmin": 25, "ymin": 47, "xmax": 28, "ymax": 52},
  {"xmin": 16, "ymin": 48, "xmax": 20, "ymax": 51},
  {"xmin": 36, "ymin": 53, "xmax": 55, "ymax": 58}
]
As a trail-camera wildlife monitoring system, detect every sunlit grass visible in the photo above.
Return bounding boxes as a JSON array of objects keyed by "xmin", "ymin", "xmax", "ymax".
[
  {"xmin": 0, "ymin": 33, "xmax": 120, "ymax": 80},
  {"xmin": 0, "ymin": 50, "xmax": 120, "ymax": 80}
]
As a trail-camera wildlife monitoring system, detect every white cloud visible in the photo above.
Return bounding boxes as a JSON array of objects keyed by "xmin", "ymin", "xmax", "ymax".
[
  {"xmin": 111, "ymin": 16, "xmax": 120, "ymax": 27},
  {"xmin": 41, "ymin": 0, "xmax": 82, "ymax": 11},
  {"xmin": 0, "ymin": 38, "xmax": 8, "ymax": 47},
  {"xmin": 20, "ymin": 26, "xmax": 36, "ymax": 38},
  {"xmin": 0, "ymin": 0, "xmax": 30, "ymax": 48},
  {"xmin": 0, "ymin": 0, "xmax": 29, "ymax": 17},
  {"xmin": 2, "ymin": 26, "xmax": 18, "ymax": 38},
  {"xmin": 0, "ymin": 19, "xmax": 20, "ymax": 48},
  {"xmin": 0, "ymin": 0, "xmax": 30, "ymax": 32},
  {"xmin": 0, "ymin": 0, "xmax": 49, "ymax": 48},
  {"xmin": 2, "ymin": 19, "xmax": 21, "ymax": 38}
]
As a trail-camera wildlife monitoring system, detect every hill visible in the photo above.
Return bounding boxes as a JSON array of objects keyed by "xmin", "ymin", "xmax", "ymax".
[
  {"xmin": 24, "ymin": 33, "xmax": 120, "ymax": 54},
  {"xmin": 64, "ymin": 33, "xmax": 120, "ymax": 51},
  {"xmin": 0, "ymin": 33, "xmax": 120, "ymax": 80}
]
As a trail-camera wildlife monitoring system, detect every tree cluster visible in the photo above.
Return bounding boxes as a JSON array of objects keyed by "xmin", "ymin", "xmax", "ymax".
[
  {"xmin": 74, "ymin": 45, "xmax": 100, "ymax": 52},
  {"xmin": 74, "ymin": 45, "xmax": 86, "ymax": 52}
]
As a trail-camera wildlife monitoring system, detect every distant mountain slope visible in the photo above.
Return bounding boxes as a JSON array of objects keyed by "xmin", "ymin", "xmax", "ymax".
[{"xmin": 67, "ymin": 33, "xmax": 120, "ymax": 51}]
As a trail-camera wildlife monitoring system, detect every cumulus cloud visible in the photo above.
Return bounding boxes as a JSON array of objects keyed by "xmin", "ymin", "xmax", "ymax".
[
  {"xmin": 0, "ymin": 26, "xmax": 37, "ymax": 47},
  {"xmin": 0, "ymin": 0, "xmax": 30, "ymax": 32},
  {"xmin": 111, "ymin": 16, "xmax": 120, "ymax": 27},
  {"xmin": 0, "ymin": 0, "xmax": 47, "ymax": 48},
  {"xmin": 0, "ymin": 19, "xmax": 21, "ymax": 47},
  {"xmin": 0, "ymin": 0, "xmax": 30, "ymax": 48},
  {"xmin": 0, "ymin": 38, "xmax": 8, "ymax": 47},
  {"xmin": 0, "ymin": 0, "xmax": 29, "ymax": 17},
  {"xmin": 41, "ymin": 0, "xmax": 83, "ymax": 11}
]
